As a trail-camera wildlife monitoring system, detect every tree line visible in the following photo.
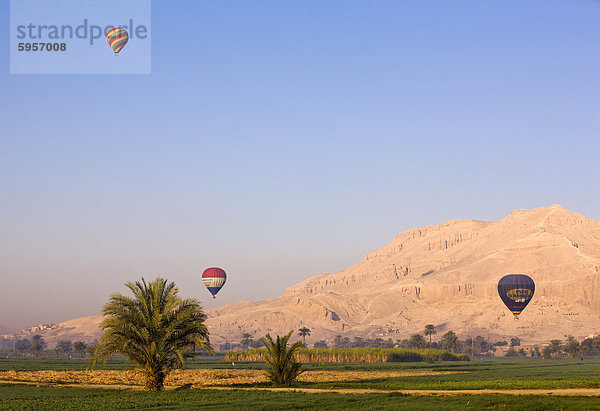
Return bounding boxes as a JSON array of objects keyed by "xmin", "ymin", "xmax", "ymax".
[
  {"xmin": 505, "ymin": 335, "xmax": 600, "ymax": 359},
  {"xmin": 8, "ymin": 335, "xmax": 91, "ymax": 358},
  {"xmin": 234, "ymin": 325, "xmax": 600, "ymax": 360}
]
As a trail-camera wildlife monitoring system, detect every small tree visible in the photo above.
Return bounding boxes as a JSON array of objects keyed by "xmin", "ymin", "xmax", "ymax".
[
  {"xmin": 250, "ymin": 339, "xmax": 263, "ymax": 349},
  {"xmin": 15, "ymin": 339, "xmax": 31, "ymax": 356},
  {"xmin": 31, "ymin": 335, "xmax": 47, "ymax": 357},
  {"xmin": 297, "ymin": 327, "xmax": 311, "ymax": 347},
  {"xmin": 581, "ymin": 338, "xmax": 594, "ymax": 355},
  {"xmin": 563, "ymin": 336, "xmax": 579, "ymax": 359},
  {"xmin": 542, "ymin": 345, "xmax": 552, "ymax": 359},
  {"xmin": 474, "ymin": 336, "xmax": 489, "ymax": 353},
  {"xmin": 73, "ymin": 341, "xmax": 88, "ymax": 358},
  {"xmin": 57, "ymin": 340, "xmax": 73, "ymax": 356},
  {"xmin": 313, "ymin": 340, "xmax": 328, "ymax": 349},
  {"xmin": 549, "ymin": 339, "xmax": 562, "ymax": 357},
  {"xmin": 424, "ymin": 325, "xmax": 437, "ymax": 343},
  {"xmin": 352, "ymin": 337, "xmax": 365, "ymax": 348},
  {"xmin": 333, "ymin": 335, "xmax": 350, "ymax": 348},
  {"xmin": 260, "ymin": 331, "xmax": 303, "ymax": 387},
  {"xmin": 510, "ymin": 337, "xmax": 521, "ymax": 347},
  {"xmin": 241, "ymin": 334, "xmax": 253, "ymax": 350}
]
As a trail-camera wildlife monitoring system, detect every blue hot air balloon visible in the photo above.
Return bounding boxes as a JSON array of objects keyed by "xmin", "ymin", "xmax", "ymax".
[{"xmin": 498, "ymin": 274, "xmax": 535, "ymax": 319}]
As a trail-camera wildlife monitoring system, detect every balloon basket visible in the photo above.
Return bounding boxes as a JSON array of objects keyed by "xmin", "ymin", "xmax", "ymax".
[{"xmin": 212, "ymin": 296, "xmax": 216, "ymax": 299}]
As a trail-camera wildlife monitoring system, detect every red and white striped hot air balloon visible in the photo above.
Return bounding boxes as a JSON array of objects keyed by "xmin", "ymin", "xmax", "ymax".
[{"xmin": 202, "ymin": 267, "xmax": 227, "ymax": 299}]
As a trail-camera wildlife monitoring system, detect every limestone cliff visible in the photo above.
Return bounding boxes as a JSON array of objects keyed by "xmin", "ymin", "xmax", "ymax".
[{"xmin": 205, "ymin": 205, "xmax": 600, "ymax": 345}]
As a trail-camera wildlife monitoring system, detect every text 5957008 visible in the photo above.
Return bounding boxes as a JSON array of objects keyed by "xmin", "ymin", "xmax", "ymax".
[{"xmin": 18, "ymin": 43, "xmax": 67, "ymax": 52}]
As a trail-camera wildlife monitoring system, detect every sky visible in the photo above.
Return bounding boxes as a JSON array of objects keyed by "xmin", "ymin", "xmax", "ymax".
[{"xmin": 1, "ymin": 0, "xmax": 599, "ymax": 331}]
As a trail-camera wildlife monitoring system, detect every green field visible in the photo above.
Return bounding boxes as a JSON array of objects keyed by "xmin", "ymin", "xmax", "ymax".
[
  {"xmin": 3, "ymin": 357, "xmax": 600, "ymax": 409},
  {"xmin": 2, "ymin": 385, "xmax": 600, "ymax": 410},
  {"xmin": 298, "ymin": 359, "xmax": 600, "ymax": 390}
]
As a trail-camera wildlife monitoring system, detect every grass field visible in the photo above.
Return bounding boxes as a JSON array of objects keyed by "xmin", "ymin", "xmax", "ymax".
[
  {"xmin": 3, "ymin": 385, "xmax": 600, "ymax": 410},
  {"xmin": 3, "ymin": 357, "xmax": 600, "ymax": 409}
]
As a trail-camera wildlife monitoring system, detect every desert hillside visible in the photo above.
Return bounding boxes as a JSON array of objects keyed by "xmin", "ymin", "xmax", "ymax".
[
  {"xmin": 205, "ymin": 205, "xmax": 600, "ymax": 346},
  {"xmin": 19, "ymin": 205, "xmax": 600, "ymax": 346}
]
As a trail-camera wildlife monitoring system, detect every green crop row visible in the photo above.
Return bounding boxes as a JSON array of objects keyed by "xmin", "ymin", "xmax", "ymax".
[
  {"xmin": 5, "ymin": 385, "xmax": 600, "ymax": 410},
  {"xmin": 225, "ymin": 347, "xmax": 469, "ymax": 363}
]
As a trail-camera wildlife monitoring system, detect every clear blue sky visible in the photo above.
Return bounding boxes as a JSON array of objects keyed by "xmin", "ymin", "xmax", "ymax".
[{"xmin": 1, "ymin": 0, "xmax": 599, "ymax": 330}]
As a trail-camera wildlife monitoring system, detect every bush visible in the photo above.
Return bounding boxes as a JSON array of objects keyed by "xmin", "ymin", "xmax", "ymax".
[
  {"xmin": 456, "ymin": 353, "xmax": 471, "ymax": 361},
  {"xmin": 387, "ymin": 351, "xmax": 424, "ymax": 362},
  {"xmin": 261, "ymin": 331, "xmax": 303, "ymax": 386}
]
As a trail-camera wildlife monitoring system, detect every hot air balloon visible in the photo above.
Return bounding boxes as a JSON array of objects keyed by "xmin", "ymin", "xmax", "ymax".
[
  {"xmin": 202, "ymin": 267, "xmax": 227, "ymax": 298},
  {"xmin": 106, "ymin": 28, "xmax": 129, "ymax": 56},
  {"xmin": 498, "ymin": 274, "xmax": 535, "ymax": 319}
]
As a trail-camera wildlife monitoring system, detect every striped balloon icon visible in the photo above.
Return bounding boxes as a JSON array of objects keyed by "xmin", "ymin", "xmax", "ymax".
[
  {"xmin": 106, "ymin": 28, "xmax": 129, "ymax": 56},
  {"xmin": 202, "ymin": 267, "xmax": 227, "ymax": 299}
]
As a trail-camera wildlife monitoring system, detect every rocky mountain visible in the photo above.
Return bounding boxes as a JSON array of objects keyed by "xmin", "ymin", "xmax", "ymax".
[
  {"xmin": 15, "ymin": 316, "xmax": 103, "ymax": 346},
  {"xmin": 18, "ymin": 205, "xmax": 600, "ymax": 346},
  {"xmin": 205, "ymin": 205, "xmax": 600, "ymax": 346}
]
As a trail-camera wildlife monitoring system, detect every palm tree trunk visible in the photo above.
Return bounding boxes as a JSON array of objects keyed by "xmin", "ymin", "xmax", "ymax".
[{"xmin": 145, "ymin": 370, "xmax": 166, "ymax": 391}]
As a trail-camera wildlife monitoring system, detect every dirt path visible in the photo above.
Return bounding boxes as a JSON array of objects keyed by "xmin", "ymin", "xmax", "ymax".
[{"xmin": 3, "ymin": 380, "xmax": 600, "ymax": 396}]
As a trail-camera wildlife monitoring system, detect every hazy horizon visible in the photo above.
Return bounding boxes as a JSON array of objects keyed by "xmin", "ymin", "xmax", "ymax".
[{"xmin": 2, "ymin": 1, "xmax": 599, "ymax": 331}]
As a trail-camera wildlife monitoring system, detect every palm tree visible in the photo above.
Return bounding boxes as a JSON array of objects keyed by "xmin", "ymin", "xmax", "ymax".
[
  {"xmin": 549, "ymin": 339, "xmax": 562, "ymax": 357},
  {"xmin": 260, "ymin": 331, "xmax": 303, "ymax": 387},
  {"xmin": 563, "ymin": 336, "xmax": 579, "ymax": 359},
  {"xmin": 90, "ymin": 277, "xmax": 213, "ymax": 391},
  {"xmin": 297, "ymin": 327, "xmax": 311, "ymax": 347},
  {"xmin": 407, "ymin": 334, "xmax": 427, "ymax": 349},
  {"xmin": 241, "ymin": 333, "xmax": 253, "ymax": 349},
  {"xmin": 424, "ymin": 324, "xmax": 437, "ymax": 343},
  {"xmin": 441, "ymin": 331, "xmax": 459, "ymax": 353}
]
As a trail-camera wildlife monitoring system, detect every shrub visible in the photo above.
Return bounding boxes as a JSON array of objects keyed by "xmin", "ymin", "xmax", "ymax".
[{"xmin": 261, "ymin": 331, "xmax": 303, "ymax": 387}]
